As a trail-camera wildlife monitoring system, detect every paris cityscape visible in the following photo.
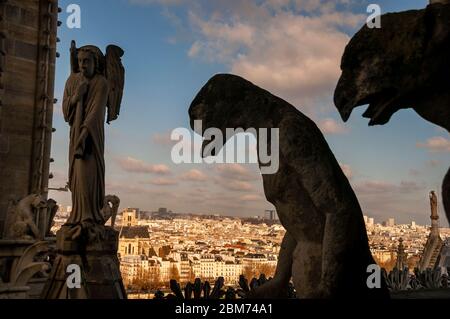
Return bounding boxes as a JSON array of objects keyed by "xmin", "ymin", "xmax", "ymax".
[
  {"xmin": 2, "ymin": 0, "xmax": 450, "ymax": 307},
  {"xmin": 50, "ymin": 200, "xmax": 450, "ymax": 298}
]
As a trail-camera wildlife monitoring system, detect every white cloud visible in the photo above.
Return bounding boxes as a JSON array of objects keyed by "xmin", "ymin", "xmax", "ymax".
[
  {"xmin": 152, "ymin": 131, "xmax": 175, "ymax": 146},
  {"xmin": 117, "ymin": 157, "xmax": 171, "ymax": 175},
  {"xmin": 408, "ymin": 169, "xmax": 420, "ymax": 177},
  {"xmin": 106, "ymin": 182, "xmax": 150, "ymax": 195},
  {"xmin": 123, "ymin": 0, "xmax": 445, "ymax": 224},
  {"xmin": 339, "ymin": 163, "xmax": 353, "ymax": 180},
  {"xmin": 131, "ymin": 0, "xmax": 364, "ymax": 114},
  {"xmin": 354, "ymin": 180, "xmax": 423, "ymax": 195},
  {"xmin": 417, "ymin": 136, "xmax": 450, "ymax": 153},
  {"xmin": 215, "ymin": 164, "xmax": 260, "ymax": 181},
  {"xmin": 186, "ymin": 1, "xmax": 363, "ymax": 113},
  {"xmin": 181, "ymin": 169, "xmax": 208, "ymax": 181},
  {"xmin": 351, "ymin": 179, "xmax": 435, "ymax": 225},
  {"xmin": 148, "ymin": 178, "xmax": 179, "ymax": 186},
  {"xmin": 319, "ymin": 118, "xmax": 349, "ymax": 135},
  {"xmin": 426, "ymin": 160, "xmax": 441, "ymax": 168},
  {"xmin": 221, "ymin": 180, "xmax": 253, "ymax": 192},
  {"xmin": 188, "ymin": 41, "xmax": 202, "ymax": 57},
  {"xmin": 239, "ymin": 194, "xmax": 264, "ymax": 201},
  {"xmin": 129, "ymin": 0, "xmax": 185, "ymax": 5},
  {"xmin": 53, "ymin": 103, "xmax": 64, "ymax": 118}
]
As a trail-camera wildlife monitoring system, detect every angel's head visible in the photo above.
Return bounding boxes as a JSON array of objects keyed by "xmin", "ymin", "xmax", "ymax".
[{"xmin": 78, "ymin": 46, "xmax": 104, "ymax": 78}]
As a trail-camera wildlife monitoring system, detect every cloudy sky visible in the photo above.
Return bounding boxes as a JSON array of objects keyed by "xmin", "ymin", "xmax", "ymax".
[{"xmin": 49, "ymin": 0, "xmax": 450, "ymax": 226}]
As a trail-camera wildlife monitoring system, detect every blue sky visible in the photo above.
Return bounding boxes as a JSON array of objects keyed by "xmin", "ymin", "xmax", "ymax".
[{"xmin": 49, "ymin": 0, "xmax": 450, "ymax": 226}]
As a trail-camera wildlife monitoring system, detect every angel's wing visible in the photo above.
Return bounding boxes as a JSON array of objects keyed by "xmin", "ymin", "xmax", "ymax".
[
  {"xmin": 70, "ymin": 40, "xmax": 79, "ymax": 74},
  {"xmin": 105, "ymin": 45, "xmax": 125, "ymax": 124}
]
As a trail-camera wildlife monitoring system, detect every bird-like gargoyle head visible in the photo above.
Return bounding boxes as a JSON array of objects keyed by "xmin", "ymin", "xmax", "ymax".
[
  {"xmin": 189, "ymin": 74, "xmax": 262, "ymax": 132},
  {"xmin": 189, "ymin": 74, "xmax": 279, "ymax": 156},
  {"xmin": 335, "ymin": 3, "xmax": 450, "ymax": 223},
  {"xmin": 334, "ymin": 4, "xmax": 450, "ymax": 131}
]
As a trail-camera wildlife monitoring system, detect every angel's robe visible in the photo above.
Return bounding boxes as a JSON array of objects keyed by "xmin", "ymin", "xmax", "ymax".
[{"xmin": 63, "ymin": 72, "xmax": 108, "ymax": 225}]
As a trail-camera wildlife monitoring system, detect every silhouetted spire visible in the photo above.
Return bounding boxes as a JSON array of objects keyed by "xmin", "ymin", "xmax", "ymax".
[
  {"xmin": 419, "ymin": 191, "xmax": 444, "ymax": 271},
  {"xmin": 396, "ymin": 238, "xmax": 407, "ymax": 270}
]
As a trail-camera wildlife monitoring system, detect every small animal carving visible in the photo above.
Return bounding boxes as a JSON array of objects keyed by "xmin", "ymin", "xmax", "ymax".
[{"xmin": 4, "ymin": 194, "xmax": 47, "ymax": 240}]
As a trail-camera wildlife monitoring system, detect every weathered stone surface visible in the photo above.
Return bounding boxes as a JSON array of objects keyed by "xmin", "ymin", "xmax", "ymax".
[
  {"xmin": 20, "ymin": 8, "xmax": 39, "ymax": 28},
  {"xmin": 62, "ymin": 41, "xmax": 124, "ymax": 229},
  {"xmin": 189, "ymin": 74, "xmax": 390, "ymax": 299},
  {"xmin": 3, "ymin": 194, "xmax": 46, "ymax": 240},
  {"xmin": 13, "ymin": 40, "xmax": 38, "ymax": 61},
  {"xmin": 5, "ymin": 5, "xmax": 21, "ymax": 24},
  {"xmin": 0, "ymin": 241, "xmax": 49, "ymax": 299},
  {"xmin": 0, "ymin": 0, "xmax": 58, "ymax": 237},
  {"xmin": 41, "ymin": 226, "xmax": 126, "ymax": 299},
  {"xmin": 334, "ymin": 3, "xmax": 450, "ymax": 224}
]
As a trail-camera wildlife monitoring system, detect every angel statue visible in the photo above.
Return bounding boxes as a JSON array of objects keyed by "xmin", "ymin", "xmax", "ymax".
[{"xmin": 62, "ymin": 41, "xmax": 124, "ymax": 237}]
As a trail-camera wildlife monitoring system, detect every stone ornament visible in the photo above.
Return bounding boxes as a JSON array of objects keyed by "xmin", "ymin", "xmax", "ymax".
[
  {"xmin": 42, "ymin": 42, "xmax": 126, "ymax": 299},
  {"xmin": 62, "ymin": 41, "xmax": 125, "ymax": 240},
  {"xmin": 3, "ymin": 195, "xmax": 46, "ymax": 240}
]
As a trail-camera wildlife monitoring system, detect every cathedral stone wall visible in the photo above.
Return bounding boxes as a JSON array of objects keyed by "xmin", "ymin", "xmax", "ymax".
[{"xmin": 0, "ymin": 0, "xmax": 58, "ymax": 237}]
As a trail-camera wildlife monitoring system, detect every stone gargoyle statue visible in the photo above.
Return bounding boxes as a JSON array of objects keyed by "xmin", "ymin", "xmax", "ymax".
[
  {"xmin": 189, "ymin": 74, "xmax": 389, "ymax": 299},
  {"xmin": 3, "ymin": 194, "xmax": 47, "ymax": 240},
  {"xmin": 334, "ymin": 1, "xmax": 450, "ymax": 224}
]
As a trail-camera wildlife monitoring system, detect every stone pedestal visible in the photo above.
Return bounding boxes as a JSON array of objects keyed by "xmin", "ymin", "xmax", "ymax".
[{"xmin": 41, "ymin": 226, "xmax": 126, "ymax": 299}]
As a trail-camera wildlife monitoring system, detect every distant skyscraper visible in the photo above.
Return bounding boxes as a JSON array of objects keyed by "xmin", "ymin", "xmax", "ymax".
[
  {"xmin": 367, "ymin": 218, "xmax": 374, "ymax": 226},
  {"xmin": 387, "ymin": 218, "xmax": 395, "ymax": 227},
  {"xmin": 363, "ymin": 215, "xmax": 368, "ymax": 224}
]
